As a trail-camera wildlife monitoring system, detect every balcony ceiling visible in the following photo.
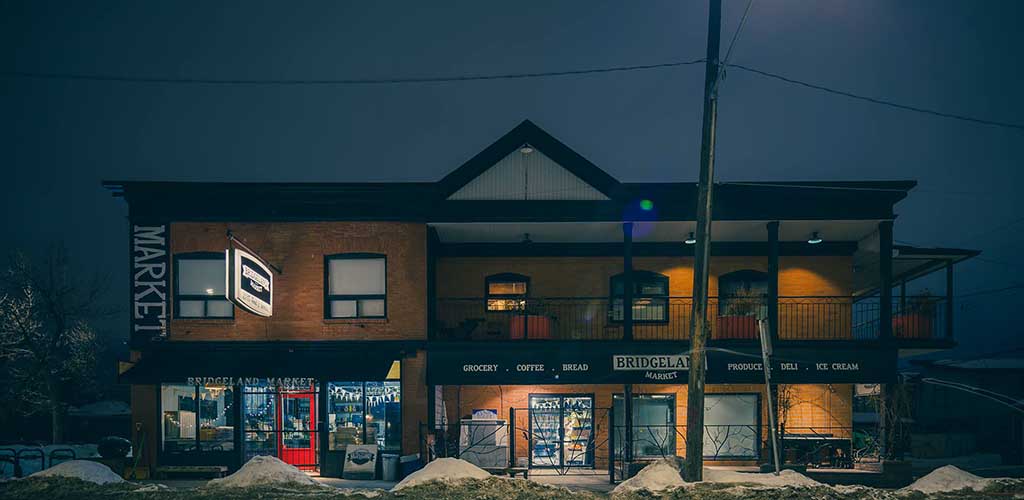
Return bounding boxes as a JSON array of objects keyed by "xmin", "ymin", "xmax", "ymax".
[{"xmin": 430, "ymin": 220, "xmax": 883, "ymax": 244}]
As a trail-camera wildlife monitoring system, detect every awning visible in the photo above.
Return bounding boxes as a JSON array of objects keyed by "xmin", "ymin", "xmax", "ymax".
[{"xmin": 119, "ymin": 341, "xmax": 418, "ymax": 384}]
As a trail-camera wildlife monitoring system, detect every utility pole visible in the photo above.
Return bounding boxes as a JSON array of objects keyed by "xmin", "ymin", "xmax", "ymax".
[{"xmin": 684, "ymin": 0, "xmax": 722, "ymax": 482}]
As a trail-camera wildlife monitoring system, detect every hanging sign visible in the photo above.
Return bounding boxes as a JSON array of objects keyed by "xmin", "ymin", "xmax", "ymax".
[{"xmin": 227, "ymin": 247, "xmax": 273, "ymax": 317}]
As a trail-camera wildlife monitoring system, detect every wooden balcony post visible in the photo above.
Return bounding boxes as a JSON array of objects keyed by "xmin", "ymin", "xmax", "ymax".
[
  {"xmin": 879, "ymin": 221, "xmax": 894, "ymax": 341},
  {"xmin": 623, "ymin": 222, "xmax": 634, "ymax": 342},
  {"xmin": 946, "ymin": 261, "xmax": 954, "ymax": 340},
  {"xmin": 767, "ymin": 221, "xmax": 779, "ymax": 342}
]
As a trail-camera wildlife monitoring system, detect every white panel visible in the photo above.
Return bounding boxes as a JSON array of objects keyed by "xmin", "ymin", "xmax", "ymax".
[{"xmin": 448, "ymin": 149, "xmax": 608, "ymax": 200}]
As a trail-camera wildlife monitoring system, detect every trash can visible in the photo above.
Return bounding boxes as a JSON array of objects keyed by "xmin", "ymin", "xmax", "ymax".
[{"xmin": 382, "ymin": 454, "xmax": 400, "ymax": 482}]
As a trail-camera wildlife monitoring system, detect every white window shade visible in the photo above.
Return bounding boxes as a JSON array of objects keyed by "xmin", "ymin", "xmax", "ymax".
[
  {"xmin": 329, "ymin": 258, "xmax": 385, "ymax": 295},
  {"xmin": 177, "ymin": 259, "xmax": 226, "ymax": 295}
]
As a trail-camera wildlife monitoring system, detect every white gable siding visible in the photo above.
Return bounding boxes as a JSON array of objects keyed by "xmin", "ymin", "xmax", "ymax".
[{"xmin": 448, "ymin": 149, "xmax": 609, "ymax": 200}]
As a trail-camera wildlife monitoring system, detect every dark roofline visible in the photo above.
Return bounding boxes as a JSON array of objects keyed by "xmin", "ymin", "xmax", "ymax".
[{"xmin": 102, "ymin": 120, "xmax": 920, "ymax": 222}]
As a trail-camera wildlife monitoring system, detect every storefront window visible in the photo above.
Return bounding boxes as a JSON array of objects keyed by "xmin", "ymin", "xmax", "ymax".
[
  {"xmin": 161, "ymin": 383, "xmax": 235, "ymax": 455},
  {"xmin": 327, "ymin": 364, "xmax": 401, "ymax": 452},
  {"xmin": 613, "ymin": 394, "xmax": 676, "ymax": 459},
  {"xmin": 242, "ymin": 381, "xmax": 278, "ymax": 461},
  {"xmin": 704, "ymin": 393, "xmax": 759, "ymax": 459}
]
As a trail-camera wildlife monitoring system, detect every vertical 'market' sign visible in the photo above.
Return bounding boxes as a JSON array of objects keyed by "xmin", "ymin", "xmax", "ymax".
[{"xmin": 133, "ymin": 223, "xmax": 169, "ymax": 339}]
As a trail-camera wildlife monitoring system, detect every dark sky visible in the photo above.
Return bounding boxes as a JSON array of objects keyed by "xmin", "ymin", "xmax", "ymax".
[{"xmin": 3, "ymin": 0, "xmax": 1022, "ymax": 363}]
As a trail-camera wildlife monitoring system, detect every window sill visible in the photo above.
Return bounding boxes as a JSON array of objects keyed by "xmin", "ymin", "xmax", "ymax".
[
  {"xmin": 324, "ymin": 318, "xmax": 389, "ymax": 324},
  {"xmin": 173, "ymin": 318, "xmax": 236, "ymax": 324}
]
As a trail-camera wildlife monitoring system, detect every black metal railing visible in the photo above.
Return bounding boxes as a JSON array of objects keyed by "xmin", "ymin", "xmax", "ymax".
[{"xmin": 434, "ymin": 295, "xmax": 948, "ymax": 342}]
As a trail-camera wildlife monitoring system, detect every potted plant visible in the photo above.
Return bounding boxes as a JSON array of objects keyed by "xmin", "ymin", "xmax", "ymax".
[
  {"xmin": 893, "ymin": 291, "xmax": 937, "ymax": 339},
  {"xmin": 717, "ymin": 288, "xmax": 763, "ymax": 339}
]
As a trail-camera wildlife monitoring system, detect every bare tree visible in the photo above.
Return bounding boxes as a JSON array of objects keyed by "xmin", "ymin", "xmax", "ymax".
[{"xmin": 0, "ymin": 246, "xmax": 110, "ymax": 443}]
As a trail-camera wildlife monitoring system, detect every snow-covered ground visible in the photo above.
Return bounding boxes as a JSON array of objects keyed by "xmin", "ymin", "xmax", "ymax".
[
  {"xmin": 28, "ymin": 460, "xmax": 124, "ymax": 485},
  {"xmin": 903, "ymin": 465, "xmax": 999, "ymax": 494},
  {"xmin": 206, "ymin": 455, "xmax": 320, "ymax": 488},
  {"xmin": 612, "ymin": 458, "xmax": 821, "ymax": 495},
  {"xmin": 390, "ymin": 457, "xmax": 491, "ymax": 491}
]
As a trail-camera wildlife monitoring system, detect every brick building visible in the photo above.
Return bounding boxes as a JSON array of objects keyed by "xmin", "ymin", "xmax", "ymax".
[{"xmin": 107, "ymin": 120, "xmax": 976, "ymax": 478}]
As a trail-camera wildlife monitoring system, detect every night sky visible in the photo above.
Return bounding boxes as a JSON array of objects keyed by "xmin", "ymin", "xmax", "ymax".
[{"xmin": 3, "ymin": 1, "xmax": 1022, "ymax": 376}]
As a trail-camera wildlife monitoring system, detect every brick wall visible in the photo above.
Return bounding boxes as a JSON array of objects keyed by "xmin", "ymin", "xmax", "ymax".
[{"xmin": 169, "ymin": 221, "xmax": 427, "ymax": 341}]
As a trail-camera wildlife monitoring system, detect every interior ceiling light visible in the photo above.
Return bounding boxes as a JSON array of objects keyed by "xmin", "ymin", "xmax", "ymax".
[
  {"xmin": 519, "ymin": 144, "xmax": 534, "ymax": 154},
  {"xmin": 684, "ymin": 232, "xmax": 697, "ymax": 245},
  {"xmin": 808, "ymin": 231, "xmax": 823, "ymax": 245}
]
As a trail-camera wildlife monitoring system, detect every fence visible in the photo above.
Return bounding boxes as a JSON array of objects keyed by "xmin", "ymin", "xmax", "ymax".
[
  {"xmin": 420, "ymin": 408, "xmax": 880, "ymax": 483},
  {"xmin": 0, "ymin": 446, "xmax": 82, "ymax": 479},
  {"xmin": 435, "ymin": 295, "xmax": 948, "ymax": 342}
]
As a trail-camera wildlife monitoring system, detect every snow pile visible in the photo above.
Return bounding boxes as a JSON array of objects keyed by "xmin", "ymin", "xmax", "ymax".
[
  {"xmin": 391, "ymin": 458, "xmax": 491, "ymax": 491},
  {"xmin": 903, "ymin": 465, "xmax": 992, "ymax": 494},
  {"xmin": 206, "ymin": 455, "xmax": 318, "ymax": 488},
  {"xmin": 29, "ymin": 460, "xmax": 125, "ymax": 484},
  {"xmin": 612, "ymin": 458, "xmax": 686, "ymax": 494},
  {"xmin": 703, "ymin": 467, "xmax": 822, "ymax": 487}
]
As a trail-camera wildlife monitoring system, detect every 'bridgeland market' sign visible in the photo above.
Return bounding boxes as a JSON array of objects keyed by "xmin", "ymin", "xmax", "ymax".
[
  {"xmin": 227, "ymin": 247, "xmax": 273, "ymax": 317},
  {"xmin": 612, "ymin": 354, "xmax": 690, "ymax": 381}
]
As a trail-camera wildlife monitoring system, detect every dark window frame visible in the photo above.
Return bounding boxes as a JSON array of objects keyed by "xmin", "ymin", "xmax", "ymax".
[
  {"xmin": 173, "ymin": 252, "xmax": 234, "ymax": 319},
  {"xmin": 717, "ymin": 269, "xmax": 768, "ymax": 317},
  {"xmin": 484, "ymin": 272, "xmax": 530, "ymax": 312},
  {"xmin": 324, "ymin": 253, "xmax": 387, "ymax": 319},
  {"xmin": 608, "ymin": 270, "xmax": 670, "ymax": 323},
  {"xmin": 612, "ymin": 393, "xmax": 677, "ymax": 459}
]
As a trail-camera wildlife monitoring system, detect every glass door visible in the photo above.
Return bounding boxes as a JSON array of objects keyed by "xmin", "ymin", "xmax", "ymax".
[
  {"xmin": 529, "ymin": 396, "xmax": 562, "ymax": 467},
  {"xmin": 529, "ymin": 395, "xmax": 594, "ymax": 468},
  {"xmin": 278, "ymin": 388, "xmax": 318, "ymax": 469},
  {"xmin": 562, "ymin": 397, "xmax": 593, "ymax": 467}
]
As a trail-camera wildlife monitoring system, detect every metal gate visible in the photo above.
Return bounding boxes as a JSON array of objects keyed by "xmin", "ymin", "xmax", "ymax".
[{"xmin": 242, "ymin": 383, "xmax": 320, "ymax": 470}]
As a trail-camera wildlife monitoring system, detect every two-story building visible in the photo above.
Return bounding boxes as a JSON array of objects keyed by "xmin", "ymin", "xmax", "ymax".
[{"xmin": 108, "ymin": 120, "xmax": 976, "ymax": 478}]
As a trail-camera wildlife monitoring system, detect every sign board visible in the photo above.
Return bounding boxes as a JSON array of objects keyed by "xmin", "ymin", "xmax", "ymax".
[
  {"xmin": 427, "ymin": 345, "xmax": 897, "ymax": 385},
  {"xmin": 132, "ymin": 223, "xmax": 169, "ymax": 340},
  {"xmin": 343, "ymin": 445, "xmax": 378, "ymax": 480},
  {"xmin": 227, "ymin": 247, "xmax": 273, "ymax": 317}
]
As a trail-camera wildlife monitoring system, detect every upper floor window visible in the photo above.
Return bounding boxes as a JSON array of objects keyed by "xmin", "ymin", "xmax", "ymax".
[
  {"xmin": 174, "ymin": 252, "xmax": 233, "ymax": 318},
  {"xmin": 326, "ymin": 254, "xmax": 386, "ymax": 319},
  {"xmin": 718, "ymin": 270, "xmax": 767, "ymax": 317},
  {"xmin": 485, "ymin": 273, "xmax": 529, "ymax": 311},
  {"xmin": 610, "ymin": 270, "xmax": 669, "ymax": 323}
]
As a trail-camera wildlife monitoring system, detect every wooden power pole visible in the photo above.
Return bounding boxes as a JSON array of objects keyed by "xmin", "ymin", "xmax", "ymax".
[{"xmin": 684, "ymin": 0, "xmax": 722, "ymax": 482}]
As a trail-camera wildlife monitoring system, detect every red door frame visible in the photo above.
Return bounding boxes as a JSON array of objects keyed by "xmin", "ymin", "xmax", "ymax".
[{"xmin": 275, "ymin": 387, "xmax": 318, "ymax": 470}]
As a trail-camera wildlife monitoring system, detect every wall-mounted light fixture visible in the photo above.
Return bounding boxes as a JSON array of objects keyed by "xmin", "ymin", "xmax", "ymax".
[
  {"xmin": 684, "ymin": 232, "xmax": 697, "ymax": 245},
  {"xmin": 519, "ymin": 144, "xmax": 534, "ymax": 154},
  {"xmin": 522, "ymin": 232, "xmax": 533, "ymax": 244},
  {"xmin": 808, "ymin": 232, "xmax": 823, "ymax": 245}
]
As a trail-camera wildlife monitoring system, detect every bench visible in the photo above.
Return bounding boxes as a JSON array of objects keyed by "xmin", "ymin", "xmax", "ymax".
[
  {"xmin": 156, "ymin": 465, "xmax": 228, "ymax": 479},
  {"xmin": 482, "ymin": 466, "xmax": 528, "ymax": 479}
]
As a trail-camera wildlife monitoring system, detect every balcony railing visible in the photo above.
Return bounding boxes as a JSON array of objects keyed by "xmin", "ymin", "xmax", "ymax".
[{"xmin": 433, "ymin": 295, "xmax": 948, "ymax": 342}]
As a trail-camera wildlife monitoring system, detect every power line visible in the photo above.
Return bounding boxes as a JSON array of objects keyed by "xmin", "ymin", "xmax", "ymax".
[
  {"xmin": 721, "ymin": 0, "xmax": 755, "ymax": 71},
  {"xmin": 726, "ymin": 63, "xmax": 1024, "ymax": 132},
  {"xmin": 1, "ymin": 60, "xmax": 706, "ymax": 85}
]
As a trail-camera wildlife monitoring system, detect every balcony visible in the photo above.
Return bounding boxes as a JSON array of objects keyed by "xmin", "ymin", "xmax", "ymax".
[{"xmin": 433, "ymin": 295, "xmax": 948, "ymax": 343}]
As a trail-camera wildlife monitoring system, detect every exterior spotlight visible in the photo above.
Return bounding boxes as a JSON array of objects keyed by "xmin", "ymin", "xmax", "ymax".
[
  {"xmin": 685, "ymin": 232, "xmax": 697, "ymax": 245},
  {"xmin": 519, "ymin": 144, "xmax": 534, "ymax": 154},
  {"xmin": 808, "ymin": 232, "xmax": 823, "ymax": 245}
]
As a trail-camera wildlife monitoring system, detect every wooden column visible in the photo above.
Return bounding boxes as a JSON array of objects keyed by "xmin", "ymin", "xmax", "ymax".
[
  {"xmin": 879, "ymin": 221, "xmax": 894, "ymax": 341},
  {"xmin": 767, "ymin": 221, "xmax": 779, "ymax": 342},
  {"xmin": 946, "ymin": 262, "xmax": 954, "ymax": 340},
  {"xmin": 623, "ymin": 222, "xmax": 634, "ymax": 341}
]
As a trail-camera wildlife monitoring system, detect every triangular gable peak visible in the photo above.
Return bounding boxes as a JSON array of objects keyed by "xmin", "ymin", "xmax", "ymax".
[
  {"xmin": 448, "ymin": 147, "xmax": 609, "ymax": 200},
  {"xmin": 440, "ymin": 120, "xmax": 618, "ymax": 201}
]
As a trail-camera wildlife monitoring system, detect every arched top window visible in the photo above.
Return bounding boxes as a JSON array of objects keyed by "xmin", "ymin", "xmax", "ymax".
[
  {"xmin": 609, "ymin": 270, "xmax": 669, "ymax": 323},
  {"xmin": 485, "ymin": 273, "xmax": 529, "ymax": 311},
  {"xmin": 718, "ymin": 270, "xmax": 767, "ymax": 317}
]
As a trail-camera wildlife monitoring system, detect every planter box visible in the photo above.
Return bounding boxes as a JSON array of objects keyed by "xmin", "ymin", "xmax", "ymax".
[
  {"xmin": 509, "ymin": 315, "xmax": 552, "ymax": 340},
  {"xmin": 716, "ymin": 315, "xmax": 758, "ymax": 339},
  {"xmin": 892, "ymin": 313, "xmax": 934, "ymax": 339}
]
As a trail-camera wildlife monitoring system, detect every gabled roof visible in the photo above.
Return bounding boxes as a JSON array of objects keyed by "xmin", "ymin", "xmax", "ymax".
[{"xmin": 437, "ymin": 120, "xmax": 621, "ymax": 199}]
